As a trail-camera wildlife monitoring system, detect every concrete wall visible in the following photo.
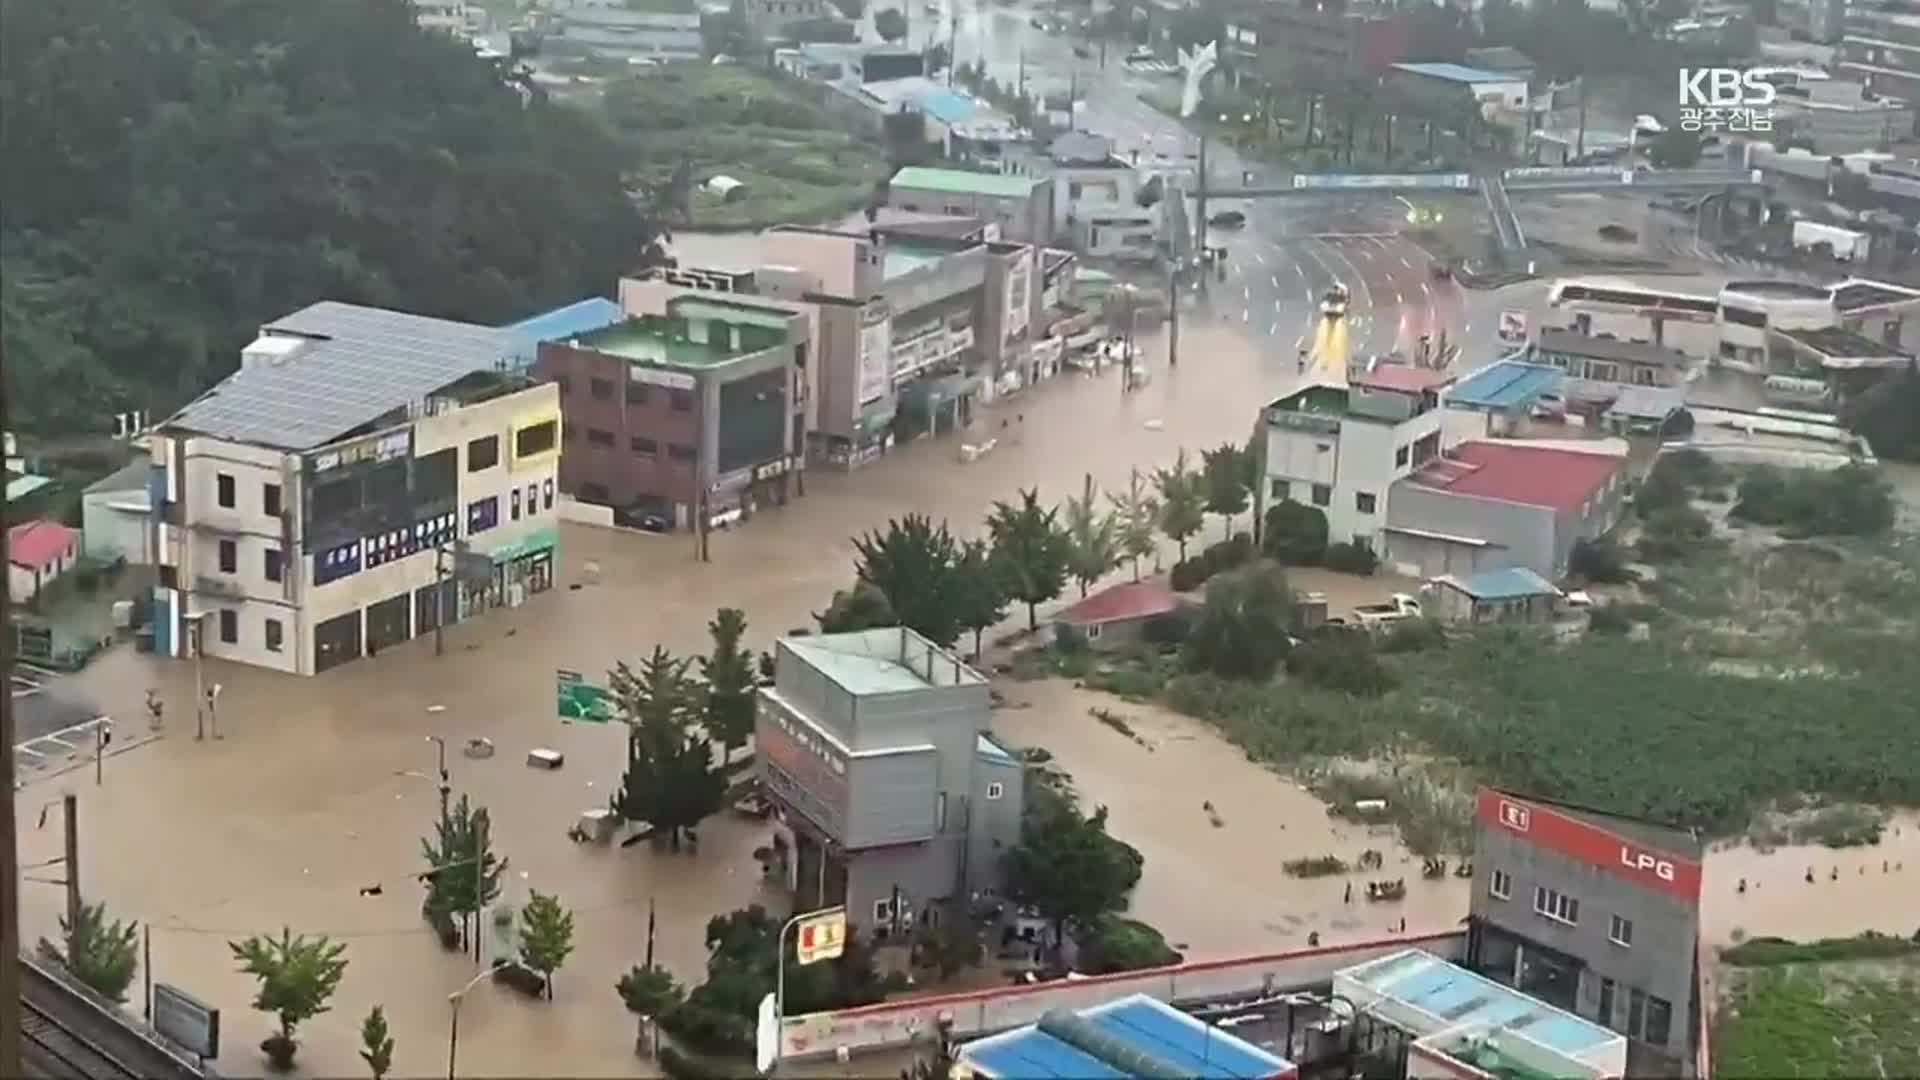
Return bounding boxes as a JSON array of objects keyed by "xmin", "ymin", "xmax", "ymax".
[
  {"xmin": 171, "ymin": 435, "xmax": 301, "ymax": 673},
  {"xmin": 1387, "ymin": 486, "xmax": 1558, "ymax": 579},
  {"xmin": 1471, "ymin": 829, "xmax": 1697, "ymax": 1058},
  {"xmin": 81, "ymin": 492, "xmax": 153, "ymax": 564},
  {"xmin": 779, "ymin": 931, "xmax": 1469, "ymax": 1060}
]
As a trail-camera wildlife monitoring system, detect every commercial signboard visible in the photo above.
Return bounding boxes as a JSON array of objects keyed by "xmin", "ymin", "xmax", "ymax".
[
  {"xmin": 1477, "ymin": 790, "xmax": 1703, "ymax": 904},
  {"xmin": 857, "ymin": 302, "xmax": 893, "ymax": 406},
  {"xmin": 1498, "ymin": 310, "xmax": 1528, "ymax": 342},
  {"xmin": 759, "ymin": 709, "xmax": 850, "ymax": 837},
  {"xmin": 797, "ymin": 907, "xmax": 848, "ymax": 964},
  {"xmin": 310, "ymin": 430, "xmax": 411, "ymax": 474},
  {"xmin": 153, "ymin": 983, "xmax": 221, "ymax": 1059},
  {"xmin": 629, "ymin": 364, "xmax": 697, "ymax": 392},
  {"xmin": 1291, "ymin": 173, "xmax": 1472, "ymax": 191},
  {"xmin": 1503, "ymin": 165, "xmax": 1630, "ymax": 183}
]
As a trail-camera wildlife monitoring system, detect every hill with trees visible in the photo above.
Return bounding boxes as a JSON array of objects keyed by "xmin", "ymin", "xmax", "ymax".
[{"xmin": 0, "ymin": 0, "xmax": 662, "ymax": 433}]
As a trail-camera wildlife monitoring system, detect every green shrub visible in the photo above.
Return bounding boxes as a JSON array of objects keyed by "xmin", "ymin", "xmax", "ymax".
[
  {"xmin": 1281, "ymin": 854, "xmax": 1350, "ymax": 878},
  {"xmin": 1079, "ymin": 917, "xmax": 1181, "ymax": 974},
  {"xmin": 1286, "ymin": 630, "xmax": 1395, "ymax": 696},
  {"xmin": 1168, "ymin": 557, "xmax": 1208, "ymax": 592},
  {"xmin": 1203, "ymin": 533, "xmax": 1255, "ymax": 572},
  {"xmin": 1587, "ymin": 606, "xmax": 1632, "ymax": 635},
  {"xmin": 1378, "ymin": 617, "xmax": 1447, "ymax": 654},
  {"xmin": 1263, "ymin": 500, "xmax": 1329, "ymax": 564},
  {"xmin": 1054, "ymin": 624, "xmax": 1090, "ymax": 654},
  {"xmin": 1721, "ymin": 932, "xmax": 1920, "ymax": 968},
  {"xmin": 1732, "ymin": 463, "xmax": 1895, "ymax": 537},
  {"xmin": 1322, "ymin": 540, "xmax": 1378, "ymax": 576},
  {"xmin": 1637, "ymin": 506, "xmax": 1715, "ymax": 561},
  {"xmin": 1568, "ymin": 536, "xmax": 1633, "ymax": 583},
  {"xmin": 658, "ymin": 1045, "xmax": 732, "ymax": 1080}
]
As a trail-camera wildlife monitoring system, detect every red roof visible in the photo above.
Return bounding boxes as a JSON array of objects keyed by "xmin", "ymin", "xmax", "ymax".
[
  {"xmin": 8, "ymin": 520, "xmax": 79, "ymax": 571},
  {"xmin": 1055, "ymin": 579, "xmax": 1179, "ymax": 626},
  {"xmin": 1356, "ymin": 365, "xmax": 1454, "ymax": 394},
  {"xmin": 1410, "ymin": 442, "xmax": 1623, "ymax": 513}
]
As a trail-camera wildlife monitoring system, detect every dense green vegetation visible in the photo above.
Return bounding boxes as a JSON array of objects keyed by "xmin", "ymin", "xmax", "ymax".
[
  {"xmin": 1716, "ymin": 948, "xmax": 1920, "ymax": 1079},
  {"xmin": 1722, "ymin": 932, "xmax": 1920, "ymax": 968},
  {"xmin": 601, "ymin": 65, "xmax": 888, "ymax": 229},
  {"xmin": 1, "ymin": 0, "xmax": 658, "ymax": 432}
]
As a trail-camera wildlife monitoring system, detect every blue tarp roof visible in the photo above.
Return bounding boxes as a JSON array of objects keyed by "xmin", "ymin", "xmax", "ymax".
[
  {"xmin": 1394, "ymin": 62, "xmax": 1518, "ymax": 85},
  {"xmin": 915, "ymin": 87, "xmax": 980, "ymax": 125},
  {"xmin": 1450, "ymin": 566, "xmax": 1560, "ymax": 600},
  {"xmin": 502, "ymin": 298, "xmax": 624, "ymax": 367},
  {"xmin": 964, "ymin": 994, "xmax": 1293, "ymax": 1079},
  {"xmin": 1446, "ymin": 361, "xmax": 1561, "ymax": 411}
]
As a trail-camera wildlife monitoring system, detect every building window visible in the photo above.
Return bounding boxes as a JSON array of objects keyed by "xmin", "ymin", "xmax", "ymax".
[
  {"xmin": 667, "ymin": 443, "xmax": 697, "ymax": 462},
  {"xmin": 263, "ymin": 483, "xmax": 283, "ymax": 517},
  {"xmin": 631, "ymin": 436, "xmax": 659, "ymax": 455},
  {"xmin": 1270, "ymin": 479, "xmax": 1288, "ymax": 500},
  {"xmin": 265, "ymin": 618, "xmax": 284, "ymax": 653},
  {"xmin": 468, "ymin": 496, "xmax": 499, "ymax": 534},
  {"xmin": 1627, "ymin": 989, "xmax": 1646, "ymax": 1039},
  {"xmin": 936, "ymin": 792, "xmax": 948, "ymax": 830},
  {"xmin": 511, "ymin": 488, "xmax": 522, "ymax": 521},
  {"xmin": 1645, "ymin": 995, "xmax": 1673, "ymax": 1044},
  {"xmin": 586, "ymin": 428, "xmax": 615, "ymax": 448},
  {"xmin": 986, "ymin": 781, "xmax": 1004, "ymax": 800},
  {"xmin": 670, "ymin": 389, "xmax": 694, "ymax": 412},
  {"xmin": 264, "ymin": 548, "xmax": 283, "ymax": 583},
  {"xmin": 627, "ymin": 382, "xmax": 652, "ymax": 406},
  {"xmin": 1394, "ymin": 446, "xmax": 1409, "ymax": 468},
  {"xmin": 590, "ymin": 377, "xmax": 615, "ymax": 401},
  {"xmin": 1311, "ymin": 484, "xmax": 1331, "ymax": 507},
  {"xmin": 1356, "ymin": 492, "xmax": 1377, "ymax": 514},
  {"xmin": 526, "ymin": 484, "xmax": 538, "ymax": 516},
  {"xmin": 218, "ymin": 539, "xmax": 238, "ymax": 574},
  {"xmin": 1609, "ymin": 914, "xmax": 1634, "ymax": 948},
  {"xmin": 1597, "ymin": 978, "xmax": 1616, "ymax": 1028},
  {"xmin": 1533, "ymin": 885, "xmax": 1579, "ymax": 925},
  {"xmin": 543, "ymin": 479, "xmax": 554, "ymax": 510},
  {"xmin": 516, "ymin": 420, "xmax": 558, "ymax": 457},
  {"xmin": 468, "ymin": 435, "xmax": 500, "ymax": 471},
  {"xmin": 873, "ymin": 898, "xmax": 893, "ymax": 923},
  {"xmin": 1489, "ymin": 868, "xmax": 1512, "ymax": 900},
  {"xmin": 217, "ymin": 473, "xmax": 236, "ymax": 508},
  {"xmin": 1085, "ymin": 622, "xmax": 1103, "ymax": 640},
  {"xmin": 218, "ymin": 608, "xmax": 238, "ymax": 644}
]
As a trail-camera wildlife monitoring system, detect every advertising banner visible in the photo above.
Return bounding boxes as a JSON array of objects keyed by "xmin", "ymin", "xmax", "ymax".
[
  {"xmin": 857, "ymin": 303, "xmax": 892, "ymax": 406},
  {"xmin": 1292, "ymin": 173, "xmax": 1472, "ymax": 191}
]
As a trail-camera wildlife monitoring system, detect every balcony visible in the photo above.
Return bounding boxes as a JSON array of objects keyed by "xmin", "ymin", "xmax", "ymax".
[{"xmin": 193, "ymin": 575, "xmax": 249, "ymax": 601}]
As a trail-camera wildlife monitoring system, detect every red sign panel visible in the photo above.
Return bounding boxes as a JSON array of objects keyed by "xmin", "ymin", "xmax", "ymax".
[{"xmin": 1477, "ymin": 790, "xmax": 1702, "ymax": 904}]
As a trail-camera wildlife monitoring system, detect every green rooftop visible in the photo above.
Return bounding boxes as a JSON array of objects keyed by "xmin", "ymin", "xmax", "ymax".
[
  {"xmin": 891, "ymin": 166, "xmax": 1041, "ymax": 199},
  {"xmin": 576, "ymin": 314, "xmax": 785, "ymax": 368}
]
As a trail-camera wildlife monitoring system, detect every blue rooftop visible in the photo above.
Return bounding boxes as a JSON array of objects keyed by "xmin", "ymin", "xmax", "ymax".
[
  {"xmin": 1394, "ymin": 62, "xmax": 1519, "ymax": 85},
  {"xmin": 1446, "ymin": 361, "xmax": 1562, "ymax": 411},
  {"xmin": 1450, "ymin": 566, "xmax": 1560, "ymax": 600},
  {"xmin": 963, "ymin": 994, "xmax": 1294, "ymax": 1079},
  {"xmin": 916, "ymin": 86, "xmax": 981, "ymax": 125},
  {"xmin": 501, "ymin": 298, "xmax": 624, "ymax": 369},
  {"xmin": 1337, "ymin": 950, "xmax": 1620, "ymax": 1060}
]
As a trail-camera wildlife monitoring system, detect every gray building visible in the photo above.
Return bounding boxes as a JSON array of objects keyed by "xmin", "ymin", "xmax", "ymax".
[
  {"xmin": 80, "ymin": 455, "xmax": 155, "ymax": 564},
  {"xmin": 1051, "ymin": 579, "xmax": 1181, "ymax": 651},
  {"xmin": 1384, "ymin": 441, "xmax": 1627, "ymax": 581},
  {"xmin": 1424, "ymin": 566, "xmax": 1561, "ymax": 625},
  {"xmin": 756, "ymin": 628, "xmax": 1026, "ymax": 940},
  {"xmin": 1529, "ymin": 329, "xmax": 1692, "ymax": 411},
  {"xmin": 1467, "ymin": 789, "xmax": 1705, "ymax": 1076}
]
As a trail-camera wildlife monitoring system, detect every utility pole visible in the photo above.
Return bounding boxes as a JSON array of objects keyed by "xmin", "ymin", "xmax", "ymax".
[
  {"xmin": 434, "ymin": 545, "xmax": 448, "ymax": 657},
  {"xmin": 1193, "ymin": 132, "xmax": 1210, "ymax": 264},
  {"xmin": 1576, "ymin": 74, "xmax": 1589, "ymax": 161},
  {"xmin": 63, "ymin": 794, "xmax": 80, "ymax": 935},
  {"xmin": 1, "ymin": 450, "xmax": 22, "ymax": 1078}
]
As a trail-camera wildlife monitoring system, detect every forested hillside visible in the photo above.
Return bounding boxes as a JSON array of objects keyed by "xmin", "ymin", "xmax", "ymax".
[{"xmin": 0, "ymin": 0, "xmax": 660, "ymax": 433}]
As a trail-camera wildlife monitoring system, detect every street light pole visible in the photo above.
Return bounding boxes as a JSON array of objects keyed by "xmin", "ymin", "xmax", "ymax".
[
  {"xmin": 187, "ymin": 614, "xmax": 206, "ymax": 740},
  {"xmin": 445, "ymin": 968, "xmax": 493, "ymax": 1080},
  {"xmin": 434, "ymin": 545, "xmax": 448, "ymax": 658},
  {"xmin": 426, "ymin": 735, "xmax": 451, "ymax": 821}
]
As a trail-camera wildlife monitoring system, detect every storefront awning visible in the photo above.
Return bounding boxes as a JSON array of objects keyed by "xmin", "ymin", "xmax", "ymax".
[{"xmin": 483, "ymin": 526, "xmax": 558, "ymax": 564}]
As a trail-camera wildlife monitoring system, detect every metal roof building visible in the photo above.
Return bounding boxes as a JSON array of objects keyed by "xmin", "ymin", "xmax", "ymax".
[
  {"xmin": 1391, "ymin": 61, "xmax": 1523, "ymax": 85},
  {"xmin": 501, "ymin": 297, "xmax": 624, "ymax": 369},
  {"xmin": 1335, "ymin": 949, "xmax": 1627, "ymax": 1080},
  {"xmin": 1445, "ymin": 361, "xmax": 1563, "ymax": 414},
  {"xmin": 163, "ymin": 302, "xmax": 514, "ymax": 450},
  {"xmin": 961, "ymin": 994, "xmax": 1297, "ymax": 1079}
]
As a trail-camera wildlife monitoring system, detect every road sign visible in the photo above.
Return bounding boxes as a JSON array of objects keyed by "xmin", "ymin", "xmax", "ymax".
[
  {"xmin": 1291, "ymin": 173, "xmax": 1472, "ymax": 191},
  {"xmin": 555, "ymin": 669, "xmax": 614, "ymax": 722},
  {"xmin": 153, "ymin": 983, "xmax": 221, "ymax": 1059},
  {"xmin": 756, "ymin": 992, "xmax": 778, "ymax": 1074},
  {"xmin": 796, "ymin": 907, "xmax": 847, "ymax": 965},
  {"xmin": 1499, "ymin": 310, "xmax": 1528, "ymax": 343}
]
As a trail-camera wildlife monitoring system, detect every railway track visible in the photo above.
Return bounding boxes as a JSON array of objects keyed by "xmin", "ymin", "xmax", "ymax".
[{"xmin": 19, "ymin": 961, "xmax": 208, "ymax": 1080}]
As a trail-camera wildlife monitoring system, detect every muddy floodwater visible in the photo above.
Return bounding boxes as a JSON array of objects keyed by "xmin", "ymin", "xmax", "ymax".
[
  {"xmin": 994, "ymin": 681, "xmax": 1469, "ymax": 955},
  {"xmin": 17, "ymin": 277, "xmax": 1914, "ymax": 1077},
  {"xmin": 1700, "ymin": 814, "xmax": 1920, "ymax": 947}
]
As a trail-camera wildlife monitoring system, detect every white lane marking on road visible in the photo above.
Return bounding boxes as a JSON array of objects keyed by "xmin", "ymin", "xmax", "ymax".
[
  {"xmin": 1252, "ymin": 250, "xmax": 1266, "ymax": 265},
  {"xmin": 1273, "ymin": 274, "xmax": 1283, "ymax": 288},
  {"xmin": 1400, "ymin": 256, "xmax": 1412, "ymax": 269}
]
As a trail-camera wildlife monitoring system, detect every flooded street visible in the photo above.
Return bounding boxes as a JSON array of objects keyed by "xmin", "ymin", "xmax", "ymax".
[
  {"xmin": 16, "ymin": 255, "xmax": 1906, "ymax": 1075},
  {"xmin": 1700, "ymin": 814, "xmax": 1920, "ymax": 947},
  {"xmin": 993, "ymin": 680, "xmax": 1468, "ymax": 958}
]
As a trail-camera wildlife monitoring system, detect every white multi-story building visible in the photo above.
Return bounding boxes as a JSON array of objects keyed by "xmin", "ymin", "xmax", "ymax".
[
  {"xmin": 411, "ymin": 0, "xmax": 475, "ymax": 34},
  {"xmin": 150, "ymin": 302, "xmax": 561, "ymax": 675},
  {"xmin": 1259, "ymin": 365, "xmax": 1456, "ymax": 551}
]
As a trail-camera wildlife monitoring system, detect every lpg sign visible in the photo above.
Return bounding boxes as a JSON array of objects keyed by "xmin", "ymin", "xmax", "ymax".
[{"xmin": 1621, "ymin": 847, "xmax": 1677, "ymax": 883}]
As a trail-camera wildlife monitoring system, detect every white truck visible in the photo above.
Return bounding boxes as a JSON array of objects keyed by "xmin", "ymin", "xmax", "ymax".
[
  {"xmin": 1792, "ymin": 220, "xmax": 1871, "ymax": 262},
  {"xmin": 1351, "ymin": 594, "xmax": 1423, "ymax": 628}
]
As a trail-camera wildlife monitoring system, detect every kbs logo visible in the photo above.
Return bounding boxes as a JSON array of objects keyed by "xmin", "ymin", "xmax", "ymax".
[
  {"xmin": 1679, "ymin": 69, "xmax": 1777, "ymax": 107},
  {"xmin": 1498, "ymin": 800, "xmax": 1531, "ymax": 833},
  {"xmin": 1620, "ymin": 846, "xmax": 1678, "ymax": 883},
  {"xmin": 1678, "ymin": 69, "xmax": 1777, "ymax": 135}
]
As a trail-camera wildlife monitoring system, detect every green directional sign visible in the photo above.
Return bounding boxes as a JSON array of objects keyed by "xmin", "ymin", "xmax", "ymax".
[{"xmin": 555, "ymin": 669, "xmax": 615, "ymax": 723}]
